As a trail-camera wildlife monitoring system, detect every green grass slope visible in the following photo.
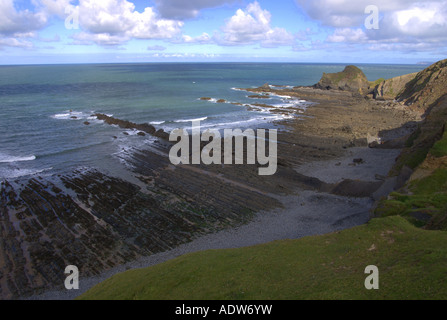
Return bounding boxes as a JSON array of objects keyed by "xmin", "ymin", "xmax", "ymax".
[
  {"xmin": 79, "ymin": 216, "xmax": 447, "ymax": 300},
  {"xmin": 375, "ymin": 121, "xmax": 447, "ymax": 231}
]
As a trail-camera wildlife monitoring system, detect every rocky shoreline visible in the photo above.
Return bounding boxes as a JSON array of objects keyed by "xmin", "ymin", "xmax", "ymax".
[{"xmin": 1, "ymin": 68, "xmax": 425, "ymax": 299}]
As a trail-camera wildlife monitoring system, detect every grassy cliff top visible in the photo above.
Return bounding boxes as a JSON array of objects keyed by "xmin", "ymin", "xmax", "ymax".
[{"xmin": 79, "ymin": 216, "xmax": 447, "ymax": 300}]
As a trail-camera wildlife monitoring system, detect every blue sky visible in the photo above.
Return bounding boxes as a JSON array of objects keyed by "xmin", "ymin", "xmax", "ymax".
[{"xmin": 0, "ymin": 0, "xmax": 446, "ymax": 64}]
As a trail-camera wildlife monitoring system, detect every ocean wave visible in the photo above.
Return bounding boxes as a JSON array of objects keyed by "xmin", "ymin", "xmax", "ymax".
[
  {"xmin": 0, "ymin": 153, "xmax": 36, "ymax": 163},
  {"xmin": 0, "ymin": 167, "xmax": 52, "ymax": 179},
  {"xmin": 51, "ymin": 111, "xmax": 105, "ymax": 122},
  {"xmin": 271, "ymin": 102, "xmax": 296, "ymax": 108},
  {"xmin": 174, "ymin": 117, "xmax": 208, "ymax": 123},
  {"xmin": 197, "ymin": 97, "xmax": 220, "ymax": 103},
  {"xmin": 122, "ymin": 129, "xmax": 143, "ymax": 136},
  {"xmin": 271, "ymin": 94, "xmax": 293, "ymax": 99},
  {"xmin": 270, "ymin": 85, "xmax": 294, "ymax": 89},
  {"xmin": 150, "ymin": 121, "xmax": 165, "ymax": 125},
  {"xmin": 52, "ymin": 111, "xmax": 85, "ymax": 120},
  {"xmin": 191, "ymin": 113, "xmax": 294, "ymax": 130}
]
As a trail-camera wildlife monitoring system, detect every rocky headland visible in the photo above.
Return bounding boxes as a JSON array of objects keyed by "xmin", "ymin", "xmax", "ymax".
[{"xmin": 1, "ymin": 59, "xmax": 446, "ymax": 300}]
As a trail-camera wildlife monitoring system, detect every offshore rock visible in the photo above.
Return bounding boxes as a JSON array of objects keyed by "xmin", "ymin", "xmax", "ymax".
[
  {"xmin": 314, "ymin": 66, "xmax": 370, "ymax": 95},
  {"xmin": 95, "ymin": 114, "xmax": 161, "ymax": 140}
]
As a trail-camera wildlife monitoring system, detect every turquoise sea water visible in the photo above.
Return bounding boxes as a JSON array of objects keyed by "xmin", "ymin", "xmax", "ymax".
[{"xmin": 0, "ymin": 63, "xmax": 425, "ymax": 179}]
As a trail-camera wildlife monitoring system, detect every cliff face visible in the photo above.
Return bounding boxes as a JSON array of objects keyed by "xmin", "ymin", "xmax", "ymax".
[
  {"xmin": 373, "ymin": 72, "xmax": 418, "ymax": 100},
  {"xmin": 373, "ymin": 59, "xmax": 447, "ymax": 230},
  {"xmin": 317, "ymin": 60, "xmax": 447, "ymax": 114},
  {"xmin": 314, "ymin": 65, "xmax": 370, "ymax": 94},
  {"xmin": 396, "ymin": 59, "xmax": 447, "ymax": 113},
  {"xmin": 371, "ymin": 59, "xmax": 447, "ymax": 113}
]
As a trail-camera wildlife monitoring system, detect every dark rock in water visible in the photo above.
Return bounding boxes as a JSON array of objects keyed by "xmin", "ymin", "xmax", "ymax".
[
  {"xmin": 154, "ymin": 129, "xmax": 170, "ymax": 141},
  {"xmin": 353, "ymin": 158, "xmax": 364, "ymax": 164},
  {"xmin": 261, "ymin": 83, "xmax": 270, "ymax": 89},
  {"xmin": 123, "ymin": 132, "xmax": 129, "ymax": 136},
  {"xmin": 217, "ymin": 99, "xmax": 226, "ymax": 103},
  {"xmin": 136, "ymin": 123, "xmax": 156, "ymax": 135},
  {"xmin": 200, "ymin": 97, "xmax": 212, "ymax": 101},
  {"xmin": 113, "ymin": 136, "xmax": 118, "ymax": 139},
  {"xmin": 94, "ymin": 113, "xmax": 166, "ymax": 141},
  {"xmin": 71, "ymin": 116, "xmax": 78, "ymax": 119},
  {"xmin": 248, "ymin": 95, "xmax": 270, "ymax": 99},
  {"xmin": 84, "ymin": 121, "xmax": 90, "ymax": 125},
  {"xmin": 137, "ymin": 132, "xmax": 146, "ymax": 137}
]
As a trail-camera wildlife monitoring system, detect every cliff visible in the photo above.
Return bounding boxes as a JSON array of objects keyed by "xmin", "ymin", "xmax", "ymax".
[
  {"xmin": 373, "ymin": 72, "xmax": 418, "ymax": 100},
  {"xmin": 396, "ymin": 59, "xmax": 447, "ymax": 113},
  {"xmin": 314, "ymin": 65, "xmax": 370, "ymax": 95},
  {"xmin": 370, "ymin": 59, "xmax": 447, "ymax": 115},
  {"xmin": 373, "ymin": 59, "xmax": 447, "ymax": 230}
]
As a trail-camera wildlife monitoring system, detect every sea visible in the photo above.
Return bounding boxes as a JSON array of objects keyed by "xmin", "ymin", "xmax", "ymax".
[{"xmin": 0, "ymin": 63, "xmax": 426, "ymax": 180}]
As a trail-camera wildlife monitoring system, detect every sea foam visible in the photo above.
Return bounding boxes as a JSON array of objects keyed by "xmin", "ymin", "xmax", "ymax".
[
  {"xmin": 174, "ymin": 117, "xmax": 208, "ymax": 123},
  {"xmin": 0, "ymin": 153, "xmax": 36, "ymax": 163}
]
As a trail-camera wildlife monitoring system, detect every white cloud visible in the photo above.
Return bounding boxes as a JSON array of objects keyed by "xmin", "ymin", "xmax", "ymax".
[
  {"xmin": 220, "ymin": 1, "xmax": 294, "ymax": 47},
  {"xmin": 70, "ymin": 31, "xmax": 128, "ymax": 46},
  {"xmin": 297, "ymin": 0, "xmax": 447, "ymax": 41},
  {"xmin": 262, "ymin": 28, "xmax": 295, "ymax": 48},
  {"xmin": 297, "ymin": 0, "xmax": 447, "ymax": 54},
  {"xmin": 327, "ymin": 28, "xmax": 367, "ymax": 43},
  {"xmin": 0, "ymin": 0, "xmax": 184, "ymax": 49},
  {"xmin": 0, "ymin": 37, "xmax": 34, "ymax": 49},
  {"xmin": 390, "ymin": 2, "xmax": 447, "ymax": 39},
  {"xmin": 182, "ymin": 32, "xmax": 211, "ymax": 43},
  {"xmin": 128, "ymin": 7, "xmax": 184, "ymax": 39},
  {"xmin": 38, "ymin": 0, "xmax": 75, "ymax": 17},
  {"xmin": 295, "ymin": 0, "xmax": 425, "ymax": 28},
  {"xmin": 154, "ymin": 0, "xmax": 236, "ymax": 20},
  {"xmin": 367, "ymin": 42, "xmax": 445, "ymax": 55},
  {"xmin": 151, "ymin": 52, "xmax": 219, "ymax": 59},
  {"xmin": 70, "ymin": 0, "xmax": 183, "ymax": 45},
  {"xmin": 0, "ymin": 0, "xmax": 47, "ymax": 36}
]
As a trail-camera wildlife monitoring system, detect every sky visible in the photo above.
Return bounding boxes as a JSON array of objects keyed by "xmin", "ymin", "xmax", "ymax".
[{"xmin": 0, "ymin": 0, "xmax": 446, "ymax": 65}]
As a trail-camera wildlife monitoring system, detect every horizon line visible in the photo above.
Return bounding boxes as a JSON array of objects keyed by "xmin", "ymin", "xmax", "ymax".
[{"xmin": 0, "ymin": 61, "xmax": 433, "ymax": 67}]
